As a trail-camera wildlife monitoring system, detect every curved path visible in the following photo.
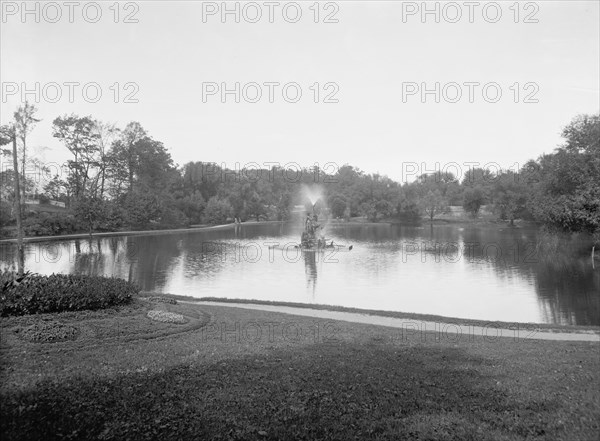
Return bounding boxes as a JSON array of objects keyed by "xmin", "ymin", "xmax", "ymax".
[{"xmin": 193, "ymin": 301, "xmax": 600, "ymax": 342}]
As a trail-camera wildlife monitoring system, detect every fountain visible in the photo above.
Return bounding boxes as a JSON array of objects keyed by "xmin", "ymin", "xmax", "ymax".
[
  {"xmin": 297, "ymin": 186, "xmax": 353, "ymax": 251},
  {"xmin": 304, "ymin": 186, "xmax": 323, "ymax": 208}
]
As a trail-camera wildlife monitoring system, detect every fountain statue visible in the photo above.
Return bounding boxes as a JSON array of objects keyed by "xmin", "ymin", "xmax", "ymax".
[{"xmin": 296, "ymin": 185, "xmax": 353, "ymax": 251}]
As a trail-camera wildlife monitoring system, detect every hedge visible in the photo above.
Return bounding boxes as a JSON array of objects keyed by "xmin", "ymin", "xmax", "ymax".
[{"xmin": 0, "ymin": 270, "xmax": 138, "ymax": 317}]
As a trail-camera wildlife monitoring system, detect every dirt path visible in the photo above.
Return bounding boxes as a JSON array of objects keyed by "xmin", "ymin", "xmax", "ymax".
[{"xmin": 193, "ymin": 301, "xmax": 600, "ymax": 342}]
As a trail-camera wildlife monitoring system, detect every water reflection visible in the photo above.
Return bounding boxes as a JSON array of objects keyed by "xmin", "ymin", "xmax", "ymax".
[
  {"xmin": 0, "ymin": 223, "xmax": 598, "ymax": 325},
  {"xmin": 304, "ymin": 251, "xmax": 318, "ymax": 298}
]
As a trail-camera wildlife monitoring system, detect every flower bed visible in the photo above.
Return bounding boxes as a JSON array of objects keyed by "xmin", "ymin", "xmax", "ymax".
[{"xmin": 147, "ymin": 310, "xmax": 187, "ymax": 324}]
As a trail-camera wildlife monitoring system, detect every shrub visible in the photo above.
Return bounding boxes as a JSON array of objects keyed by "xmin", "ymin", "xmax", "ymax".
[
  {"xmin": 122, "ymin": 192, "xmax": 162, "ymax": 228},
  {"xmin": 148, "ymin": 296, "xmax": 177, "ymax": 305},
  {"xmin": 23, "ymin": 212, "xmax": 80, "ymax": 236},
  {"xmin": 97, "ymin": 202, "xmax": 126, "ymax": 231},
  {"xmin": 463, "ymin": 187, "xmax": 485, "ymax": 217},
  {"xmin": 395, "ymin": 202, "xmax": 421, "ymax": 223},
  {"xmin": 159, "ymin": 207, "xmax": 189, "ymax": 229},
  {"xmin": 203, "ymin": 197, "xmax": 232, "ymax": 225},
  {"xmin": 0, "ymin": 200, "xmax": 13, "ymax": 228},
  {"xmin": 0, "ymin": 270, "xmax": 138, "ymax": 317},
  {"xmin": 329, "ymin": 195, "xmax": 347, "ymax": 219}
]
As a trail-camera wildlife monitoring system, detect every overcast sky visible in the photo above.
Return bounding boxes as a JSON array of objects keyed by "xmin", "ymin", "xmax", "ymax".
[{"xmin": 1, "ymin": 1, "xmax": 599, "ymax": 182}]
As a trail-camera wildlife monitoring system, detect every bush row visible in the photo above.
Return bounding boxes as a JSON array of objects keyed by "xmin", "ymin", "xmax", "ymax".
[
  {"xmin": 23, "ymin": 212, "xmax": 80, "ymax": 236},
  {"xmin": 0, "ymin": 270, "xmax": 138, "ymax": 317}
]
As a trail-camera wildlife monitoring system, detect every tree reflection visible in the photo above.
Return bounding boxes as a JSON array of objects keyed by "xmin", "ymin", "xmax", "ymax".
[
  {"xmin": 131, "ymin": 235, "xmax": 183, "ymax": 291},
  {"xmin": 427, "ymin": 226, "xmax": 599, "ymax": 325},
  {"xmin": 71, "ymin": 238, "xmax": 106, "ymax": 276},
  {"xmin": 534, "ymin": 255, "xmax": 599, "ymax": 325},
  {"xmin": 1, "ymin": 224, "xmax": 597, "ymax": 325}
]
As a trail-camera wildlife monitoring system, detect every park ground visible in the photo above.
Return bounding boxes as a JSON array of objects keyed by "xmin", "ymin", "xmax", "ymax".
[{"xmin": 1, "ymin": 295, "xmax": 599, "ymax": 440}]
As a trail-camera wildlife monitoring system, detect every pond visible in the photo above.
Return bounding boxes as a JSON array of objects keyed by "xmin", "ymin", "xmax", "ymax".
[{"xmin": 1, "ymin": 223, "xmax": 598, "ymax": 325}]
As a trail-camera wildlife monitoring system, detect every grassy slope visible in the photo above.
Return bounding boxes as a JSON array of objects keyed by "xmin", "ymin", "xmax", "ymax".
[
  {"xmin": 0, "ymin": 301, "xmax": 598, "ymax": 440},
  {"xmin": 154, "ymin": 293, "xmax": 600, "ymax": 333}
]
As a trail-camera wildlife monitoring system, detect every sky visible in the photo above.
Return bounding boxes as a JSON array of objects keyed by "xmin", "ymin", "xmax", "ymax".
[{"xmin": 1, "ymin": 0, "xmax": 599, "ymax": 183}]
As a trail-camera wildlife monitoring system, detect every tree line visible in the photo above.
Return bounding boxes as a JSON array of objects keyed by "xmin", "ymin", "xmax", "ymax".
[{"xmin": 1, "ymin": 107, "xmax": 598, "ymax": 244}]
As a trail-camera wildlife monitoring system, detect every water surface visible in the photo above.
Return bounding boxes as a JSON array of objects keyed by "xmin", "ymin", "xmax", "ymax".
[{"xmin": 1, "ymin": 223, "xmax": 598, "ymax": 325}]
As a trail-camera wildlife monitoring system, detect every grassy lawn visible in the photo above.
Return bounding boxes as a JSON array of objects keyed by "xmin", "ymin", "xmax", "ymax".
[{"xmin": 1, "ymin": 298, "xmax": 598, "ymax": 440}]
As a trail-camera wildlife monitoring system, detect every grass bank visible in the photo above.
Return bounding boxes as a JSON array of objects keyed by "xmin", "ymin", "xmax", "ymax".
[
  {"xmin": 158, "ymin": 293, "xmax": 600, "ymax": 333},
  {"xmin": 1, "ymin": 298, "xmax": 598, "ymax": 440}
]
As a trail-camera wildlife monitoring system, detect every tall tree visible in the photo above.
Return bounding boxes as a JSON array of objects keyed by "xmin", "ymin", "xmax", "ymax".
[
  {"xmin": 492, "ymin": 171, "xmax": 527, "ymax": 226},
  {"xmin": 92, "ymin": 121, "xmax": 119, "ymax": 199},
  {"xmin": 415, "ymin": 173, "xmax": 451, "ymax": 221},
  {"xmin": 13, "ymin": 102, "xmax": 40, "ymax": 202},
  {"xmin": 462, "ymin": 167, "xmax": 494, "ymax": 204},
  {"xmin": 528, "ymin": 114, "xmax": 600, "ymax": 238},
  {"xmin": 0, "ymin": 125, "xmax": 24, "ymax": 274},
  {"xmin": 110, "ymin": 122, "xmax": 148, "ymax": 192},
  {"xmin": 463, "ymin": 186, "xmax": 485, "ymax": 217},
  {"xmin": 43, "ymin": 174, "xmax": 68, "ymax": 201},
  {"xmin": 419, "ymin": 188, "xmax": 446, "ymax": 222},
  {"xmin": 52, "ymin": 115, "xmax": 100, "ymax": 200}
]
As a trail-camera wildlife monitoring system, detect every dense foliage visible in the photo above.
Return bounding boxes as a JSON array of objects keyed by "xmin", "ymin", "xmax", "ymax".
[
  {"xmin": 0, "ymin": 270, "xmax": 137, "ymax": 316},
  {"xmin": 525, "ymin": 114, "xmax": 599, "ymax": 236},
  {"xmin": 1, "ymin": 111, "xmax": 598, "ymax": 241},
  {"xmin": 22, "ymin": 212, "xmax": 79, "ymax": 236}
]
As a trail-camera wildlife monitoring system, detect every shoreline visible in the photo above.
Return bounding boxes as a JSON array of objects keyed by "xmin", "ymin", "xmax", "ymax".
[
  {"xmin": 0, "ymin": 221, "xmax": 285, "ymax": 244},
  {"xmin": 192, "ymin": 301, "xmax": 600, "ymax": 342},
  {"xmin": 0, "ymin": 219, "xmax": 541, "ymax": 244},
  {"xmin": 141, "ymin": 293, "xmax": 600, "ymax": 334}
]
